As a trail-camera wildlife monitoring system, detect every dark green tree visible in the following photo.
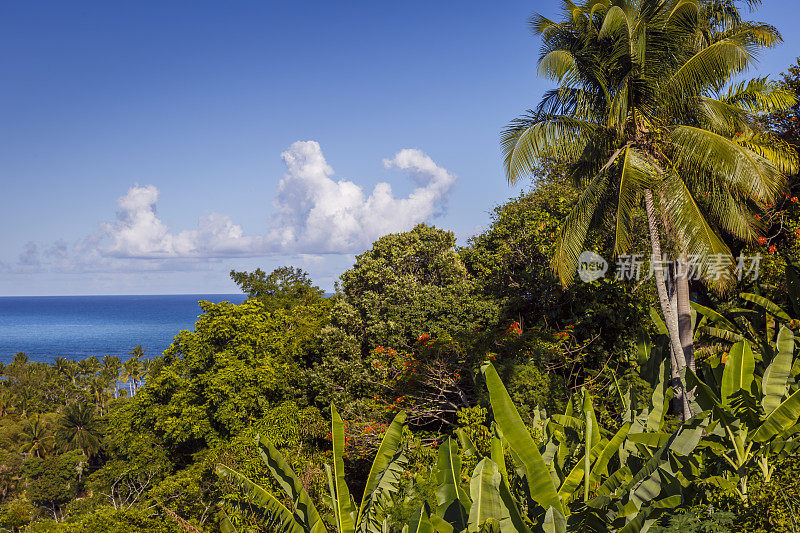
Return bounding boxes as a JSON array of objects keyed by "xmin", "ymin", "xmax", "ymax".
[{"xmin": 230, "ymin": 266, "xmax": 324, "ymax": 310}]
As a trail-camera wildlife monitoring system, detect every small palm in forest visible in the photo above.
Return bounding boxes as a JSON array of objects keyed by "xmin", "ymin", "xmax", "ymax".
[
  {"xmin": 55, "ymin": 402, "xmax": 102, "ymax": 458},
  {"xmin": 19, "ymin": 415, "xmax": 53, "ymax": 458}
]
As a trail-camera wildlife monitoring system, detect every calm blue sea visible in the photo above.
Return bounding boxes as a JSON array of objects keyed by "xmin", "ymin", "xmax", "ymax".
[{"xmin": 0, "ymin": 294, "xmax": 247, "ymax": 363}]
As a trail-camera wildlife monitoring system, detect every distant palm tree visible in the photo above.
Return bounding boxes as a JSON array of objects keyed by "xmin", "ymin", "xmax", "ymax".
[
  {"xmin": 502, "ymin": 0, "xmax": 797, "ymax": 419},
  {"xmin": 0, "ymin": 392, "xmax": 13, "ymax": 418},
  {"xmin": 123, "ymin": 347, "xmax": 145, "ymax": 396},
  {"xmin": 19, "ymin": 415, "xmax": 53, "ymax": 458},
  {"xmin": 11, "ymin": 353, "xmax": 28, "ymax": 367},
  {"xmin": 15, "ymin": 386, "xmax": 35, "ymax": 418},
  {"xmin": 55, "ymin": 403, "xmax": 102, "ymax": 458},
  {"xmin": 101, "ymin": 355, "xmax": 122, "ymax": 398},
  {"xmin": 62, "ymin": 359, "xmax": 79, "ymax": 385},
  {"xmin": 84, "ymin": 356, "xmax": 101, "ymax": 375},
  {"xmin": 87, "ymin": 376, "xmax": 110, "ymax": 415},
  {"xmin": 53, "ymin": 356, "xmax": 69, "ymax": 377},
  {"xmin": 129, "ymin": 345, "xmax": 145, "ymax": 359}
]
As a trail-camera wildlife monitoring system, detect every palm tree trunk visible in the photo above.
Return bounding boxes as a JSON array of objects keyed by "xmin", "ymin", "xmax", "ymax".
[
  {"xmin": 676, "ymin": 254, "xmax": 695, "ymax": 372},
  {"xmin": 644, "ymin": 189, "xmax": 692, "ymax": 420}
]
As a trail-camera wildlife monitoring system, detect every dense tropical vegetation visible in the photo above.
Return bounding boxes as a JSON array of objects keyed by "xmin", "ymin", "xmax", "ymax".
[{"xmin": 3, "ymin": 0, "xmax": 800, "ymax": 531}]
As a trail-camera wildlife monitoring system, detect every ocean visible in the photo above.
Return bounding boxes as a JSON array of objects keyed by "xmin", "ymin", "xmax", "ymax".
[{"xmin": 0, "ymin": 294, "xmax": 247, "ymax": 363}]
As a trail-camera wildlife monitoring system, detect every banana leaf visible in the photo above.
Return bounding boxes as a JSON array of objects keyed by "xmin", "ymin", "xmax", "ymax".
[
  {"xmin": 483, "ymin": 363, "xmax": 564, "ymax": 516},
  {"xmin": 216, "ymin": 464, "xmax": 305, "ymax": 533},
  {"xmin": 331, "ymin": 405, "xmax": 357, "ymax": 533},
  {"xmin": 357, "ymin": 412, "xmax": 408, "ymax": 532},
  {"xmin": 468, "ymin": 458, "xmax": 511, "ymax": 532},
  {"xmin": 752, "ymin": 389, "xmax": 800, "ymax": 442},
  {"xmin": 721, "ymin": 341, "xmax": 755, "ymax": 404},
  {"xmin": 762, "ymin": 326, "xmax": 795, "ymax": 414},
  {"xmin": 436, "ymin": 438, "xmax": 470, "ymax": 530}
]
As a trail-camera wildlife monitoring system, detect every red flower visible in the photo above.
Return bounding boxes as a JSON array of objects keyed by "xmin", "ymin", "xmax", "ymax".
[
  {"xmin": 417, "ymin": 334, "xmax": 431, "ymax": 345},
  {"xmin": 793, "ymin": 197, "xmax": 799, "ymax": 203},
  {"xmin": 758, "ymin": 236, "xmax": 767, "ymax": 245},
  {"xmin": 769, "ymin": 245, "xmax": 777, "ymax": 253}
]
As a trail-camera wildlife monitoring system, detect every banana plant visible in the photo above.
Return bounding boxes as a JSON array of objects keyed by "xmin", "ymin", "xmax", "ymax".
[
  {"xmin": 216, "ymin": 405, "xmax": 407, "ymax": 532},
  {"xmin": 687, "ymin": 330, "xmax": 800, "ymax": 502},
  {"xmin": 483, "ymin": 363, "xmax": 707, "ymax": 532},
  {"xmin": 411, "ymin": 364, "xmax": 706, "ymax": 532},
  {"xmin": 692, "ymin": 287, "xmax": 799, "ymax": 365}
]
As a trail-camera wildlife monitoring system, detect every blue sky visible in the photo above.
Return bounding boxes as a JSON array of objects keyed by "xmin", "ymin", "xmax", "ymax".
[{"xmin": 1, "ymin": 0, "xmax": 798, "ymax": 295}]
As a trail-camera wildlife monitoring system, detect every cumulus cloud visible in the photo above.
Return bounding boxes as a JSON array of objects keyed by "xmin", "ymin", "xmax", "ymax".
[
  {"xmin": 266, "ymin": 141, "xmax": 456, "ymax": 253},
  {"xmin": 101, "ymin": 184, "xmax": 255, "ymax": 258},
  {"xmin": 14, "ymin": 141, "xmax": 457, "ymax": 269}
]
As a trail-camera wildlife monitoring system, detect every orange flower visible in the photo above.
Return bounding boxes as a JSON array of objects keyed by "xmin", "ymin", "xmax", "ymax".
[
  {"xmin": 793, "ymin": 197, "xmax": 799, "ymax": 203},
  {"xmin": 758, "ymin": 236, "xmax": 767, "ymax": 245},
  {"xmin": 769, "ymin": 245, "xmax": 777, "ymax": 254}
]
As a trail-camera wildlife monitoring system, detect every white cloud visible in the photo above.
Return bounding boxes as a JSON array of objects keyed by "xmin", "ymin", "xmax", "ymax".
[
  {"xmin": 101, "ymin": 184, "xmax": 255, "ymax": 258},
  {"xmin": 265, "ymin": 141, "xmax": 456, "ymax": 253},
  {"xmin": 16, "ymin": 141, "xmax": 457, "ymax": 269}
]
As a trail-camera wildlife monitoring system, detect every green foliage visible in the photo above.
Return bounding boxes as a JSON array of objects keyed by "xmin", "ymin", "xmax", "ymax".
[
  {"xmin": 325, "ymin": 223, "xmax": 499, "ymax": 358},
  {"xmin": 55, "ymin": 402, "xmax": 103, "ymax": 457},
  {"xmin": 462, "ymin": 183, "xmax": 649, "ymax": 408},
  {"xmin": 131, "ymin": 296, "xmax": 330, "ymax": 455},
  {"xmin": 23, "ymin": 450, "xmax": 87, "ymax": 518},
  {"xmin": 230, "ymin": 266, "xmax": 325, "ymax": 310},
  {"xmin": 25, "ymin": 506, "xmax": 181, "ymax": 533},
  {"xmin": 0, "ymin": 497, "xmax": 33, "ymax": 530},
  {"xmin": 217, "ymin": 408, "xmax": 408, "ymax": 533},
  {"xmin": 650, "ymin": 507, "xmax": 734, "ymax": 533}
]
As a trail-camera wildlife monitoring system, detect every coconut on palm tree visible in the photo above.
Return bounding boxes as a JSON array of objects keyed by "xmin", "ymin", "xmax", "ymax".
[{"xmin": 502, "ymin": 0, "xmax": 797, "ymax": 419}]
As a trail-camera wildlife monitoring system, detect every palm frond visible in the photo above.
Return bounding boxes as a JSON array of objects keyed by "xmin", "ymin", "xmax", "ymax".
[
  {"xmin": 552, "ymin": 170, "xmax": 611, "ymax": 286},
  {"xmin": 667, "ymin": 33, "xmax": 758, "ymax": 97},
  {"xmin": 614, "ymin": 147, "xmax": 651, "ymax": 256},
  {"xmin": 538, "ymin": 49, "xmax": 579, "ymax": 83},
  {"xmin": 722, "ymin": 77, "xmax": 797, "ymax": 114},
  {"xmin": 669, "ymin": 125, "xmax": 785, "ymax": 203},
  {"xmin": 737, "ymin": 132, "xmax": 799, "ymax": 175},
  {"xmin": 502, "ymin": 114, "xmax": 597, "ymax": 183},
  {"xmin": 660, "ymin": 171, "xmax": 734, "ymax": 293}
]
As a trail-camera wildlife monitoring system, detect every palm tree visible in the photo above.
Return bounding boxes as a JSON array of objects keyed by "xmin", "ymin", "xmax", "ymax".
[
  {"xmin": 55, "ymin": 403, "xmax": 102, "ymax": 458},
  {"xmin": 101, "ymin": 355, "xmax": 122, "ymax": 398},
  {"xmin": 123, "ymin": 347, "xmax": 144, "ymax": 396},
  {"xmin": 122, "ymin": 358, "xmax": 142, "ymax": 396},
  {"xmin": 502, "ymin": 0, "xmax": 797, "ymax": 419},
  {"xmin": 53, "ymin": 356, "xmax": 69, "ymax": 377},
  {"xmin": 86, "ymin": 376, "xmax": 110, "ymax": 415},
  {"xmin": 19, "ymin": 415, "xmax": 53, "ymax": 458},
  {"xmin": 0, "ymin": 391, "xmax": 13, "ymax": 418}
]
